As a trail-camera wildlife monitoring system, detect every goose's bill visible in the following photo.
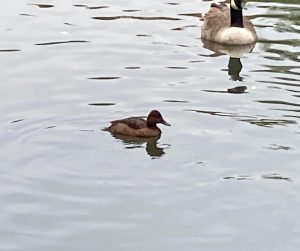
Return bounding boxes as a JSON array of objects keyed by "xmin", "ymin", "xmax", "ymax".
[{"xmin": 162, "ymin": 120, "xmax": 171, "ymax": 126}]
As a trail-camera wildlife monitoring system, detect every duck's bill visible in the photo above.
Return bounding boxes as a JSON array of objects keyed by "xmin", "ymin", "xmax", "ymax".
[{"xmin": 162, "ymin": 120, "xmax": 171, "ymax": 126}]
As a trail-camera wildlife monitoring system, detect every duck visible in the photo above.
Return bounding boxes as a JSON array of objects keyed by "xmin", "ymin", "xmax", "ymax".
[
  {"xmin": 103, "ymin": 110, "xmax": 170, "ymax": 138},
  {"xmin": 201, "ymin": 0, "xmax": 257, "ymax": 45}
]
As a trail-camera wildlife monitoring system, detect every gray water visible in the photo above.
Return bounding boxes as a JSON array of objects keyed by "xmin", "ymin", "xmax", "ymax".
[{"xmin": 0, "ymin": 0, "xmax": 300, "ymax": 250}]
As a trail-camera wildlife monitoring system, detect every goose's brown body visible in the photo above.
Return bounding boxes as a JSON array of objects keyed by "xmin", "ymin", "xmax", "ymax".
[{"xmin": 201, "ymin": 2, "xmax": 256, "ymax": 45}]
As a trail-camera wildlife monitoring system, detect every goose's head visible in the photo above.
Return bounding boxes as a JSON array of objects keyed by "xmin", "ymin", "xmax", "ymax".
[{"xmin": 230, "ymin": 0, "xmax": 246, "ymax": 10}]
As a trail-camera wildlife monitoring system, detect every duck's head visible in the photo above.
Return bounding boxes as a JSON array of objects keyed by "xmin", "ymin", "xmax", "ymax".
[
  {"xmin": 230, "ymin": 0, "xmax": 246, "ymax": 10},
  {"xmin": 147, "ymin": 110, "xmax": 171, "ymax": 127}
]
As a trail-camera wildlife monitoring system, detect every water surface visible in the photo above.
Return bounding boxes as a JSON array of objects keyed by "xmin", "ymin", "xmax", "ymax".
[{"xmin": 0, "ymin": 0, "xmax": 300, "ymax": 250}]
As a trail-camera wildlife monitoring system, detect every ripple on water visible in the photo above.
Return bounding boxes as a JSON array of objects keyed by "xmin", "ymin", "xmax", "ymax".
[
  {"xmin": 124, "ymin": 66, "xmax": 141, "ymax": 69},
  {"xmin": 28, "ymin": 4, "xmax": 54, "ymax": 8},
  {"xmin": 166, "ymin": 66, "xmax": 188, "ymax": 69},
  {"xmin": 265, "ymin": 144, "xmax": 294, "ymax": 151},
  {"xmin": 122, "ymin": 10, "xmax": 141, "ymax": 13},
  {"xmin": 224, "ymin": 174, "xmax": 291, "ymax": 182},
  {"xmin": 19, "ymin": 13, "xmax": 36, "ymax": 17},
  {"xmin": 163, "ymin": 100, "xmax": 189, "ymax": 103},
  {"xmin": 0, "ymin": 49, "xmax": 21, "ymax": 52},
  {"xmin": 1, "ymin": 0, "xmax": 300, "ymax": 249},
  {"xmin": 136, "ymin": 34, "xmax": 152, "ymax": 37},
  {"xmin": 92, "ymin": 16, "xmax": 181, "ymax": 21},
  {"xmin": 73, "ymin": 5, "xmax": 109, "ymax": 10},
  {"xmin": 88, "ymin": 103, "xmax": 116, "ymax": 106},
  {"xmin": 203, "ymin": 86, "xmax": 248, "ymax": 94},
  {"xmin": 35, "ymin": 40, "xmax": 90, "ymax": 46},
  {"xmin": 186, "ymin": 109, "xmax": 297, "ymax": 128},
  {"xmin": 87, "ymin": 77, "xmax": 121, "ymax": 80},
  {"xmin": 257, "ymin": 100, "xmax": 300, "ymax": 108},
  {"xmin": 10, "ymin": 119, "xmax": 25, "ymax": 124},
  {"xmin": 166, "ymin": 2, "xmax": 181, "ymax": 6}
]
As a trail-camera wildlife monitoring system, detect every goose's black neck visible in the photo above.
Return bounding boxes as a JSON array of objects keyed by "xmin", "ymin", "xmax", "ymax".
[{"xmin": 230, "ymin": 7, "xmax": 244, "ymax": 28}]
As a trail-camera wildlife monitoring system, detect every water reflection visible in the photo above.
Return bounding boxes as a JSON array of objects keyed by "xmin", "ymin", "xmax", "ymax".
[
  {"xmin": 201, "ymin": 39, "xmax": 254, "ymax": 95},
  {"xmin": 227, "ymin": 57, "xmax": 243, "ymax": 81},
  {"xmin": 201, "ymin": 38, "xmax": 255, "ymax": 81},
  {"xmin": 110, "ymin": 134, "xmax": 168, "ymax": 158},
  {"xmin": 202, "ymin": 38, "xmax": 255, "ymax": 58}
]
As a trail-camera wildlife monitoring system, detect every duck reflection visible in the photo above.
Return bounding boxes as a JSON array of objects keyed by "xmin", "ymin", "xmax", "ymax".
[
  {"xmin": 111, "ymin": 134, "xmax": 168, "ymax": 158},
  {"xmin": 201, "ymin": 38, "xmax": 255, "ymax": 81}
]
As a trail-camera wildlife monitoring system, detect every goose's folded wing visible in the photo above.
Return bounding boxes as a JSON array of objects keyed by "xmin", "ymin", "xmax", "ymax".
[
  {"xmin": 202, "ymin": 6, "xmax": 230, "ymax": 40},
  {"xmin": 243, "ymin": 17, "xmax": 257, "ymax": 37}
]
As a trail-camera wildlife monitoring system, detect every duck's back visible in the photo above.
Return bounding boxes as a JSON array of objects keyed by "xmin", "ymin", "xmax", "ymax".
[
  {"xmin": 105, "ymin": 117, "xmax": 161, "ymax": 137},
  {"xmin": 110, "ymin": 117, "xmax": 147, "ymax": 129}
]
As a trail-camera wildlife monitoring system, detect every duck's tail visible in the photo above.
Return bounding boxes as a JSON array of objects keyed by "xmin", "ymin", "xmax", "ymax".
[{"xmin": 102, "ymin": 126, "xmax": 110, "ymax": 132}]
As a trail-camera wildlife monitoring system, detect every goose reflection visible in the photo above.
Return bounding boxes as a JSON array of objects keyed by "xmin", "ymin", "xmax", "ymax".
[
  {"xmin": 111, "ymin": 134, "xmax": 168, "ymax": 158},
  {"xmin": 201, "ymin": 38, "xmax": 255, "ymax": 82}
]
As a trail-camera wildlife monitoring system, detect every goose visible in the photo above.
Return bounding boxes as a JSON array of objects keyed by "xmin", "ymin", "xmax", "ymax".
[{"xmin": 201, "ymin": 0, "xmax": 257, "ymax": 45}]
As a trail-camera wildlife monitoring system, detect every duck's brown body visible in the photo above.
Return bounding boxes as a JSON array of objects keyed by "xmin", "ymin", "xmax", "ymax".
[{"xmin": 104, "ymin": 110, "xmax": 170, "ymax": 138}]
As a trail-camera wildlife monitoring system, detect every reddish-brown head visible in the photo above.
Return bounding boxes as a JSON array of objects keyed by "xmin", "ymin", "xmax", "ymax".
[{"xmin": 146, "ymin": 110, "xmax": 171, "ymax": 127}]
